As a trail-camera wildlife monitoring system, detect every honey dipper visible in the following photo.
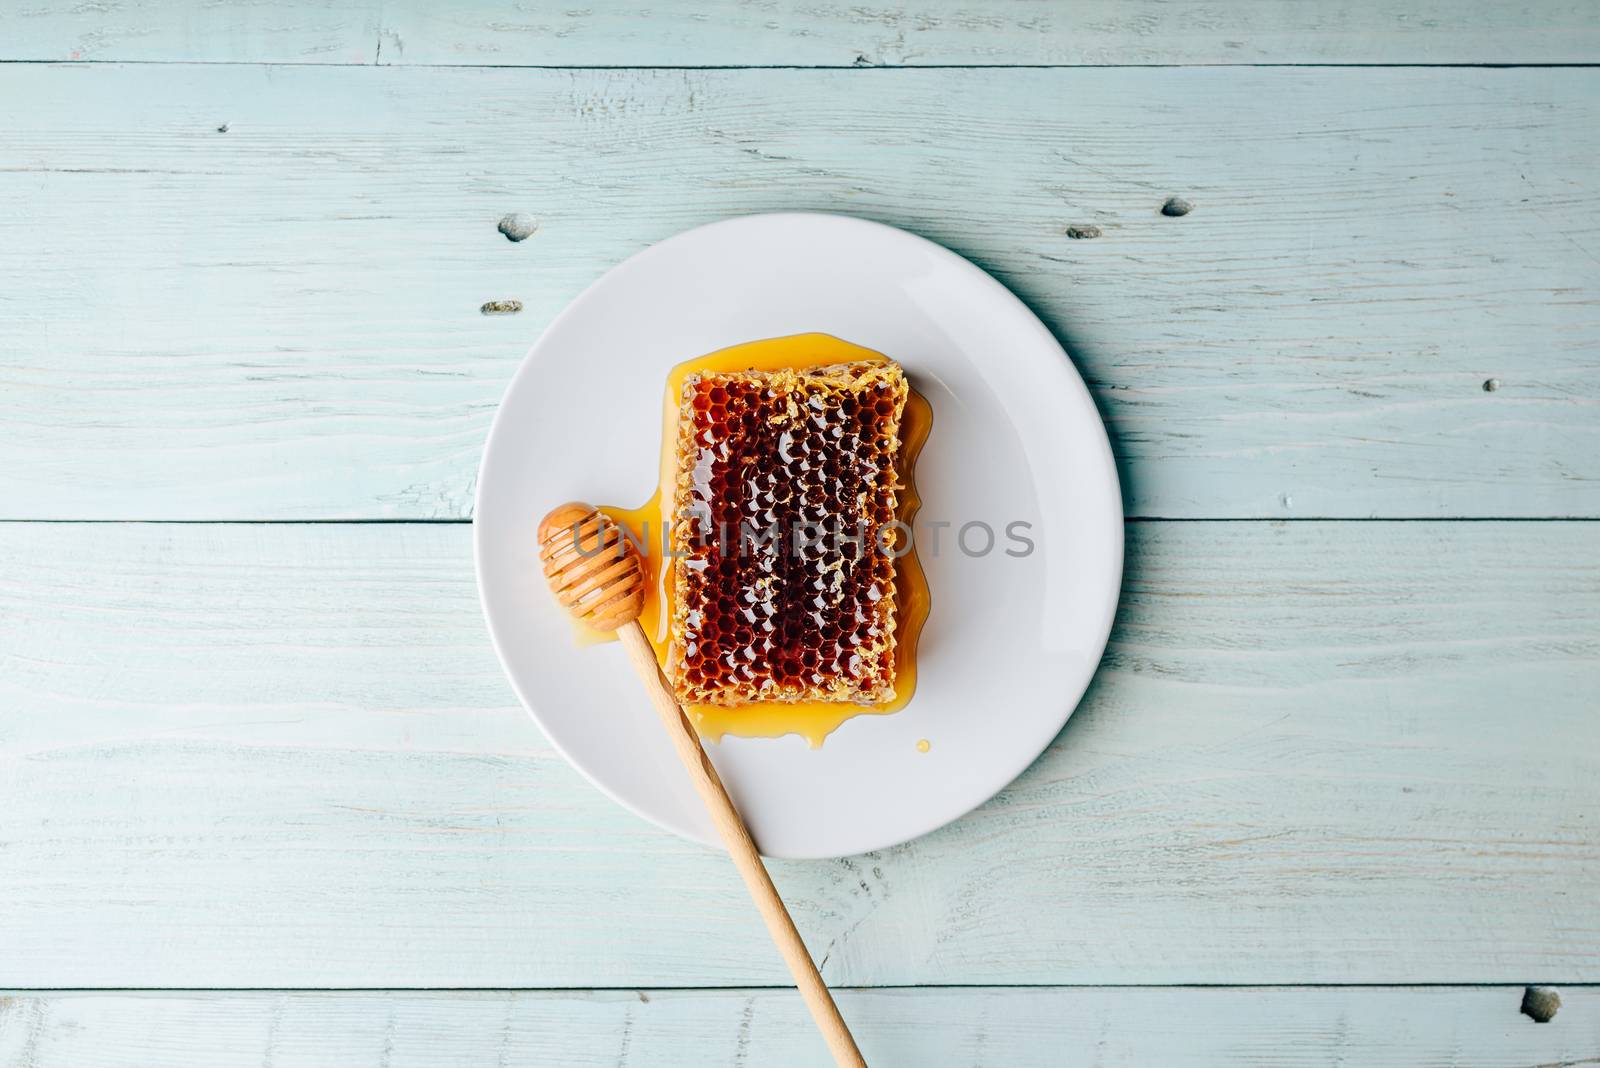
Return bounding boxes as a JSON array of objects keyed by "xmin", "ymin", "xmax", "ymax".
[{"xmin": 537, "ymin": 502, "xmax": 868, "ymax": 1068}]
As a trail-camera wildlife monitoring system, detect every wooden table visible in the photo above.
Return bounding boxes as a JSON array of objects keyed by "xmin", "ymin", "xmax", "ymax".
[{"xmin": 3, "ymin": 3, "xmax": 1598, "ymax": 1064}]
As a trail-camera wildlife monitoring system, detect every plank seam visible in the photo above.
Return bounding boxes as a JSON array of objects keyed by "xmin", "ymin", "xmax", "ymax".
[
  {"xmin": 2, "ymin": 60, "xmax": 1599, "ymax": 70},
  {"xmin": 6, "ymin": 984, "xmax": 1597, "ymax": 994}
]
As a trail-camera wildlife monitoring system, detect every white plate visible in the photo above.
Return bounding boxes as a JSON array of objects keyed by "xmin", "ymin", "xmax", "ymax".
[{"xmin": 475, "ymin": 213, "xmax": 1122, "ymax": 859}]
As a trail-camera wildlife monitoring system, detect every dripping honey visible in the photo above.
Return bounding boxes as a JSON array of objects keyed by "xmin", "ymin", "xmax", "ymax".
[{"xmin": 592, "ymin": 333, "xmax": 931, "ymax": 748}]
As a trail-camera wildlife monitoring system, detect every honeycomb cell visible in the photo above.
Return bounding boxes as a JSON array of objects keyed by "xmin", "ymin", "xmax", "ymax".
[{"xmin": 667, "ymin": 361, "xmax": 908, "ymax": 706}]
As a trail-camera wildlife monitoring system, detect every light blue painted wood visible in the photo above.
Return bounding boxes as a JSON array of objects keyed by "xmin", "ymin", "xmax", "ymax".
[
  {"xmin": 2, "ymin": 521, "xmax": 1595, "ymax": 987},
  {"xmin": 1, "ymin": 17, "xmax": 1596, "ymax": 1067},
  {"xmin": 2, "ymin": 65, "xmax": 1597, "ymax": 520},
  {"xmin": 3, "ymin": 987, "xmax": 1598, "ymax": 1067},
  {"xmin": 5, "ymin": 0, "xmax": 1599, "ymax": 65}
]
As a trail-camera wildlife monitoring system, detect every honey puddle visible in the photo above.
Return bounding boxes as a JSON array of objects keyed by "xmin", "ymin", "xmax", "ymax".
[{"xmin": 583, "ymin": 333, "xmax": 931, "ymax": 747}]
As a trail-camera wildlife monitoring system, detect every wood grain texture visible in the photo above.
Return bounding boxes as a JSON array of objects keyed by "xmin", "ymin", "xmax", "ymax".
[
  {"xmin": 6, "ymin": 0, "xmax": 1600, "ymax": 65},
  {"xmin": 4, "ymin": 65, "xmax": 1598, "ymax": 520},
  {"xmin": 4, "ymin": 987, "xmax": 1599, "ymax": 1067},
  {"xmin": 2, "ymin": 520, "xmax": 1595, "ymax": 987}
]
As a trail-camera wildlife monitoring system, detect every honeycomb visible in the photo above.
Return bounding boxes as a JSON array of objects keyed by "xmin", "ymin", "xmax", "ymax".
[{"xmin": 667, "ymin": 361, "xmax": 909, "ymax": 707}]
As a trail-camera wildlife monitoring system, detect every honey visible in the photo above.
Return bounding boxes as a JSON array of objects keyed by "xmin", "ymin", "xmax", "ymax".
[
  {"xmin": 596, "ymin": 333, "xmax": 931, "ymax": 747},
  {"xmin": 668, "ymin": 360, "xmax": 907, "ymax": 706}
]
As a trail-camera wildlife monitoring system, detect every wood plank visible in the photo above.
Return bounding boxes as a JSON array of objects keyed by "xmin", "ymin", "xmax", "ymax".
[
  {"xmin": 3, "ymin": 987, "xmax": 1598, "ymax": 1067},
  {"xmin": 4, "ymin": 65, "xmax": 1598, "ymax": 520},
  {"xmin": 2, "ymin": 520, "xmax": 1595, "ymax": 987},
  {"xmin": 7, "ymin": 0, "xmax": 1600, "ymax": 66}
]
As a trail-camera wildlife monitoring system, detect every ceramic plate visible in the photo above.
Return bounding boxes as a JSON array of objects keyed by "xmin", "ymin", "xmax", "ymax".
[{"xmin": 475, "ymin": 213, "xmax": 1122, "ymax": 859}]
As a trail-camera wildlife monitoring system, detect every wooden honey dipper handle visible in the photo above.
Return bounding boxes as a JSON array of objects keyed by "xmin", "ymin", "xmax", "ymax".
[
  {"xmin": 613, "ymin": 625, "xmax": 866, "ymax": 1067},
  {"xmin": 538, "ymin": 503, "xmax": 867, "ymax": 1068}
]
